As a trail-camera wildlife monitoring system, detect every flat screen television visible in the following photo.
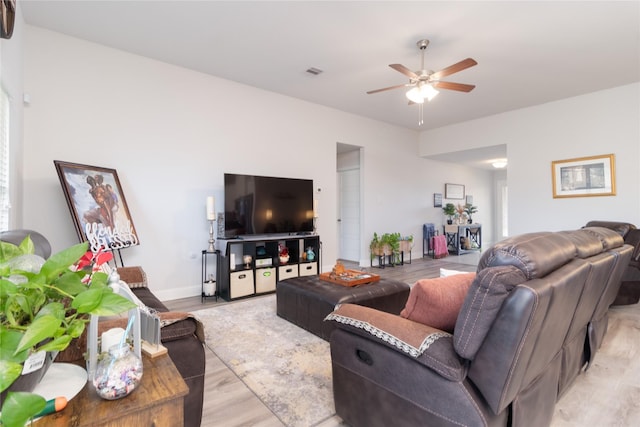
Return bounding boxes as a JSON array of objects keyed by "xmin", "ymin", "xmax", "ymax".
[{"xmin": 223, "ymin": 173, "xmax": 314, "ymax": 238}]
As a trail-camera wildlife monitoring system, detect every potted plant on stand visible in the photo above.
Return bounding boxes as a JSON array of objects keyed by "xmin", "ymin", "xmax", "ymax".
[
  {"xmin": 399, "ymin": 235, "xmax": 414, "ymax": 254},
  {"xmin": 0, "ymin": 236, "xmax": 136, "ymax": 427},
  {"xmin": 464, "ymin": 203, "xmax": 478, "ymax": 224},
  {"xmin": 443, "ymin": 203, "xmax": 456, "ymax": 225},
  {"xmin": 380, "ymin": 233, "xmax": 401, "ymax": 265},
  {"xmin": 369, "ymin": 232, "xmax": 382, "ymax": 261}
]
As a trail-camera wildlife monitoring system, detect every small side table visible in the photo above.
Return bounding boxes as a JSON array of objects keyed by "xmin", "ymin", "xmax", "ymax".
[
  {"xmin": 34, "ymin": 355, "xmax": 188, "ymax": 427},
  {"xmin": 201, "ymin": 249, "xmax": 220, "ymax": 302},
  {"xmin": 443, "ymin": 223, "xmax": 482, "ymax": 255}
]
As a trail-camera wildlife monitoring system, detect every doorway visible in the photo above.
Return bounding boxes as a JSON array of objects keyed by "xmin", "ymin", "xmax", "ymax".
[
  {"xmin": 337, "ymin": 143, "xmax": 362, "ymax": 262},
  {"xmin": 495, "ymin": 177, "xmax": 508, "ymax": 240}
]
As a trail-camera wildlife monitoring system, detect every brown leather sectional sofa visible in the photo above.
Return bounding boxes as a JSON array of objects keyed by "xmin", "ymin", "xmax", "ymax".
[
  {"xmin": 326, "ymin": 227, "xmax": 632, "ymax": 427},
  {"xmin": 584, "ymin": 220, "xmax": 640, "ymax": 305}
]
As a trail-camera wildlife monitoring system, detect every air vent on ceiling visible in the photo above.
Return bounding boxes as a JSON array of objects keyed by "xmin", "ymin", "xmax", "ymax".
[{"xmin": 306, "ymin": 67, "xmax": 323, "ymax": 76}]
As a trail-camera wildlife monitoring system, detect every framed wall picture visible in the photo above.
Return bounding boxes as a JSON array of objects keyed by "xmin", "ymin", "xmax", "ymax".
[
  {"xmin": 551, "ymin": 154, "xmax": 616, "ymax": 198},
  {"xmin": 465, "ymin": 195, "xmax": 473, "ymax": 205},
  {"xmin": 445, "ymin": 183, "xmax": 465, "ymax": 200},
  {"xmin": 433, "ymin": 193, "xmax": 443, "ymax": 208},
  {"xmin": 1, "ymin": 0, "xmax": 16, "ymax": 39},
  {"xmin": 54, "ymin": 160, "xmax": 140, "ymax": 252}
]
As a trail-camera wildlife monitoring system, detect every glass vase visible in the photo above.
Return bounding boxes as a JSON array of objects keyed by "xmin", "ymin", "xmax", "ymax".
[{"xmin": 93, "ymin": 345, "xmax": 143, "ymax": 400}]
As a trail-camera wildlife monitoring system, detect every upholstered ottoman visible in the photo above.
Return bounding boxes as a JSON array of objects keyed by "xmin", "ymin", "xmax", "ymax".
[{"xmin": 276, "ymin": 275, "xmax": 410, "ymax": 340}]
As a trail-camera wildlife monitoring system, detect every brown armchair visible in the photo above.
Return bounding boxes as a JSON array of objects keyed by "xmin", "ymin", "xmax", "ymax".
[{"xmin": 585, "ymin": 220, "xmax": 640, "ymax": 305}]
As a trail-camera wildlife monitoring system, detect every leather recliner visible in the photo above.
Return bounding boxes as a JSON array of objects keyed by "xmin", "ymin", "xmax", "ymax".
[
  {"xmin": 326, "ymin": 227, "xmax": 632, "ymax": 427},
  {"xmin": 585, "ymin": 220, "xmax": 640, "ymax": 305}
]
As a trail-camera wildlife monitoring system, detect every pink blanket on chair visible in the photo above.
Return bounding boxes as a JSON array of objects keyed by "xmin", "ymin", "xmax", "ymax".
[{"xmin": 432, "ymin": 235, "xmax": 448, "ymax": 259}]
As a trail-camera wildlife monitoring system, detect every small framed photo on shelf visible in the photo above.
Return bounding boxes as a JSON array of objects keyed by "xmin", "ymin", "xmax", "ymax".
[
  {"xmin": 551, "ymin": 154, "xmax": 616, "ymax": 198},
  {"xmin": 433, "ymin": 193, "xmax": 442, "ymax": 207},
  {"xmin": 445, "ymin": 183, "xmax": 465, "ymax": 200},
  {"xmin": 466, "ymin": 195, "xmax": 473, "ymax": 205}
]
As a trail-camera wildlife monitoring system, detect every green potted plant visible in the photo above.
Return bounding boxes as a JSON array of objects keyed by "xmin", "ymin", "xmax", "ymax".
[
  {"xmin": 0, "ymin": 236, "xmax": 136, "ymax": 427},
  {"xmin": 380, "ymin": 233, "xmax": 401, "ymax": 264},
  {"xmin": 443, "ymin": 203, "xmax": 456, "ymax": 225},
  {"xmin": 464, "ymin": 203, "xmax": 478, "ymax": 224},
  {"xmin": 399, "ymin": 235, "xmax": 414, "ymax": 254},
  {"xmin": 369, "ymin": 232, "xmax": 382, "ymax": 260}
]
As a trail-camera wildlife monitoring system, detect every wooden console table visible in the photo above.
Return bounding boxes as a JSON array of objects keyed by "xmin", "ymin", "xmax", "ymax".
[
  {"xmin": 444, "ymin": 223, "xmax": 482, "ymax": 255},
  {"xmin": 34, "ymin": 354, "xmax": 188, "ymax": 427}
]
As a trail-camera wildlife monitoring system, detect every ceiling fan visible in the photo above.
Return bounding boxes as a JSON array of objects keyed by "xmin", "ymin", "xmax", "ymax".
[{"xmin": 367, "ymin": 39, "xmax": 477, "ymax": 124}]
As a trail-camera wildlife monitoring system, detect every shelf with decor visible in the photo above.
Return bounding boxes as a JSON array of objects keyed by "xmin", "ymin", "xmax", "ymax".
[{"xmin": 216, "ymin": 235, "xmax": 321, "ymax": 301}]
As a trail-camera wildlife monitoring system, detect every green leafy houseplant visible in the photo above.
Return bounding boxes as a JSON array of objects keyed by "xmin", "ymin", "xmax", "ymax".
[
  {"xmin": 369, "ymin": 232, "xmax": 382, "ymax": 260},
  {"xmin": 0, "ymin": 236, "xmax": 136, "ymax": 427},
  {"xmin": 370, "ymin": 232, "xmax": 403, "ymax": 265},
  {"xmin": 382, "ymin": 233, "xmax": 400, "ymax": 256},
  {"xmin": 464, "ymin": 203, "xmax": 478, "ymax": 223},
  {"xmin": 399, "ymin": 235, "xmax": 414, "ymax": 253},
  {"xmin": 443, "ymin": 203, "xmax": 456, "ymax": 224}
]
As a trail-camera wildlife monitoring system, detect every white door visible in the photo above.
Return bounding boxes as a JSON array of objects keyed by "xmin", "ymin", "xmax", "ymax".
[
  {"xmin": 338, "ymin": 169, "xmax": 360, "ymax": 261},
  {"xmin": 496, "ymin": 178, "xmax": 508, "ymax": 240}
]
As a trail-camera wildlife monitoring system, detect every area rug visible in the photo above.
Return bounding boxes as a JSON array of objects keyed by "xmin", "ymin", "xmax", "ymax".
[{"xmin": 191, "ymin": 295, "xmax": 334, "ymax": 427}]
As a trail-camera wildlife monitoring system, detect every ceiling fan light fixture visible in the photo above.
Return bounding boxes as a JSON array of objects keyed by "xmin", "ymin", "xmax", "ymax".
[
  {"xmin": 420, "ymin": 83, "xmax": 439, "ymax": 101},
  {"xmin": 367, "ymin": 38, "xmax": 477, "ymax": 127},
  {"xmin": 406, "ymin": 87, "xmax": 425, "ymax": 104}
]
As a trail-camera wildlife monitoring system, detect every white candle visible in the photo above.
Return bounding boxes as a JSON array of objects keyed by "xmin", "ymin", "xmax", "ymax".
[
  {"xmin": 204, "ymin": 279, "xmax": 216, "ymax": 296},
  {"xmin": 313, "ymin": 199, "xmax": 319, "ymax": 218},
  {"xmin": 101, "ymin": 327, "xmax": 125, "ymax": 353},
  {"xmin": 206, "ymin": 196, "xmax": 216, "ymax": 220}
]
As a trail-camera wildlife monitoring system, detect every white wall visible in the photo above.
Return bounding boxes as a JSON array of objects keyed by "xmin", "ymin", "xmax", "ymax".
[
  {"xmin": 336, "ymin": 141, "xmax": 494, "ymax": 265},
  {"xmin": 420, "ymin": 83, "xmax": 640, "ymax": 235},
  {"xmin": 21, "ymin": 26, "xmax": 493, "ymax": 300},
  {"xmin": 21, "ymin": 23, "xmax": 606, "ymax": 300}
]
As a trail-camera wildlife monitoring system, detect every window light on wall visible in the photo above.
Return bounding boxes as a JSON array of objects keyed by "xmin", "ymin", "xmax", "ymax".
[{"xmin": 0, "ymin": 86, "xmax": 10, "ymax": 231}]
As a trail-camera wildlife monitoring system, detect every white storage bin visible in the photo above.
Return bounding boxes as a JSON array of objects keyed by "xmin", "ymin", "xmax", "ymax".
[
  {"xmin": 230, "ymin": 270, "xmax": 254, "ymax": 299},
  {"xmin": 256, "ymin": 267, "xmax": 276, "ymax": 293},
  {"xmin": 278, "ymin": 265, "xmax": 299, "ymax": 281},
  {"xmin": 299, "ymin": 262, "xmax": 318, "ymax": 277}
]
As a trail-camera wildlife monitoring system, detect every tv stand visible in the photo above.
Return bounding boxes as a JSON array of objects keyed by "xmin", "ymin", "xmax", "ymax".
[{"xmin": 216, "ymin": 234, "xmax": 321, "ymax": 301}]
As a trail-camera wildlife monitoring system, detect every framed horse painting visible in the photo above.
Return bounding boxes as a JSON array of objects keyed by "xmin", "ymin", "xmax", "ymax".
[{"xmin": 54, "ymin": 160, "xmax": 140, "ymax": 252}]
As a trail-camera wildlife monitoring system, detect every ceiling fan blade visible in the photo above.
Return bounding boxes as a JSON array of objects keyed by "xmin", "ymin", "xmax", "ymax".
[
  {"xmin": 433, "ymin": 81, "xmax": 476, "ymax": 92},
  {"xmin": 431, "ymin": 58, "xmax": 477, "ymax": 80},
  {"xmin": 389, "ymin": 64, "xmax": 418, "ymax": 80},
  {"xmin": 366, "ymin": 83, "xmax": 410, "ymax": 94}
]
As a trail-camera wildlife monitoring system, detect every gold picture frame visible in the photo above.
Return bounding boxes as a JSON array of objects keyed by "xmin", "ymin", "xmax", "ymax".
[
  {"xmin": 444, "ymin": 183, "xmax": 465, "ymax": 200},
  {"xmin": 551, "ymin": 154, "xmax": 615, "ymax": 198}
]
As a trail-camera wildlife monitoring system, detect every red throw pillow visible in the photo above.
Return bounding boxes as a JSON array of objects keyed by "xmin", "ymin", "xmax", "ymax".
[{"xmin": 400, "ymin": 273, "xmax": 476, "ymax": 333}]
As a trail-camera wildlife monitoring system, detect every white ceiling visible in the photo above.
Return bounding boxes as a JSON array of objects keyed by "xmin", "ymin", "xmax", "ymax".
[{"xmin": 19, "ymin": 1, "xmax": 640, "ymax": 168}]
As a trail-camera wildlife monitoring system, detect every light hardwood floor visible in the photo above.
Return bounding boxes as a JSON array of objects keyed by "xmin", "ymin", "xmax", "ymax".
[{"xmin": 165, "ymin": 253, "xmax": 640, "ymax": 427}]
